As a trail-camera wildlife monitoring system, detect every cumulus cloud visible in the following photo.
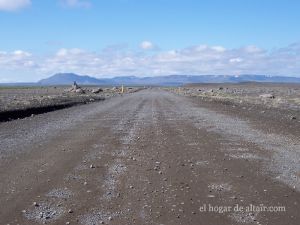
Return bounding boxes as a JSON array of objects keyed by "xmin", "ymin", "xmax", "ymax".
[
  {"xmin": 229, "ymin": 58, "xmax": 243, "ymax": 63},
  {"xmin": 0, "ymin": 50, "xmax": 36, "ymax": 69},
  {"xmin": 140, "ymin": 41, "xmax": 155, "ymax": 50},
  {"xmin": 60, "ymin": 0, "xmax": 91, "ymax": 8},
  {"xmin": 1, "ymin": 43, "xmax": 300, "ymax": 81},
  {"xmin": 0, "ymin": 0, "xmax": 31, "ymax": 11}
]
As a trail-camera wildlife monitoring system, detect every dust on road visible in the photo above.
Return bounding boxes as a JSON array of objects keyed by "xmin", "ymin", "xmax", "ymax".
[{"xmin": 0, "ymin": 89, "xmax": 299, "ymax": 225}]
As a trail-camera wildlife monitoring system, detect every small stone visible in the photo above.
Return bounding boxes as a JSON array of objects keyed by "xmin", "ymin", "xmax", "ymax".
[
  {"xmin": 259, "ymin": 93, "xmax": 275, "ymax": 99},
  {"xmin": 33, "ymin": 202, "xmax": 39, "ymax": 207},
  {"xmin": 66, "ymin": 222, "xmax": 70, "ymax": 225},
  {"xmin": 90, "ymin": 164, "xmax": 95, "ymax": 168},
  {"xmin": 108, "ymin": 216, "xmax": 112, "ymax": 221},
  {"xmin": 83, "ymin": 182, "xmax": 88, "ymax": 185},
  {"xmin": 68, "ymin": 209, "xmax": 73, "ymax": 213}
]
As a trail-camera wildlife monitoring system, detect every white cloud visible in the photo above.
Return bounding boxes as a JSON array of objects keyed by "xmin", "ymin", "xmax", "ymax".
[
  {"xmin": 211, "ymin": 46, "xmax": 226, "ymax": 52},
  {"xmin": 13, "ymin": 50, "xmax": 31, "ymax": 57},
  {"xmin": 140, "ymin": 41, "xmax": 155, "ymax": 50},
  {"xmin": 56, "ymin": 48, "xmax": 85, "ymax": 57},
  {"xmin": 0, "ymin": 49, "xmax": 37, "ymax": 81},
  {"xmin": 244, "ymin": 45, "xmax": 263, "ymax": 53},
  {"xmin": 0, "ymin": 0, "xmax": 31, "ymax": 11},
  {"xmin": 1, "ymin": 43, "xmax": 300, "ymax": 82},
  {"xmin": 60, "ymin": 0, "xmax": 91, "ymax": 8},
  {"xmin": 229, "ymin": 58, "xmax": 243, "ymax": 63},
  {"xmin": 0, "ymin": 50, "xmax": 33, "ymax": 65}
]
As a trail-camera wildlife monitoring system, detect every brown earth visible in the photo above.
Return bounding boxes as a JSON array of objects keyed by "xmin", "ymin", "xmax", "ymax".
[{"xmin": 0, "ymin": 89, "xmax": 299, "ymax": 225}]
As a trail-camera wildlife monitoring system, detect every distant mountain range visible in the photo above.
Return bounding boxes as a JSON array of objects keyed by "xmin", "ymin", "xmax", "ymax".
[
  {"xmin": 37, "ymin": 73, "xmax": 300, "ymax": 86},
  {"xmin": 2, "ymin": 73, "xmax": 300, "ymax": 86}
]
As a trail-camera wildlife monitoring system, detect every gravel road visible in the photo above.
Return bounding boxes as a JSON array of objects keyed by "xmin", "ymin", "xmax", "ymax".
[{"xmin": 0, "ymin": 89, "xmax": 299, "ymax": 225}]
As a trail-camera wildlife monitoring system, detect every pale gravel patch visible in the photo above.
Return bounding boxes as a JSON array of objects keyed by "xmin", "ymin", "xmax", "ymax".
[
  {"xmin": 46, "ymin": 188, "xmax": 73, "ymax": 199},
  {"xmin": 74, "ymin": 164, "xmax": 89, "ymax": 171},
  {"xmin": 98, "ymin": 106, "xmax": 145, "ymax": 200},
  {"xmin": 24, "ymin": 202, "xmax": 65, "ymax": 224},
  {"xmin": 228, "ymin": 153, "xmax": 266, "ymax": 160},
  {"xmin": 83, "ymin": 150, "xmax": 104, "ymax": 162},
  {"xmin": 208, "ymin": 183, "xmax": 233, "ymax": 192},
  {"xmin": 229, "ymin": 211, "xmax": 259, "ymax": 224},
  {"xmin": 79, "ymin": 210, "xmax": 121, "ymax": 225},
  {"xmin": 139, "ymin": 208, "xmax": 147, "ymax": 220},
  {"xmin": 222, "ymin": 147, "xmax": 250, "ymax": 152},
  {"xmin": 187, "ymin": 142, "xmax": 199, "ymax": 146},
  {"xmin": 92, "ymin": 105, "xmax": 150, "ymax": 219},
  {"xmin": 109, "ymin": 161, "xmax": 127, "ymax": 175},
  {"xmin": 97, "ymin": 110, "xmax": 142, "ymax": 200},
  {"xmin": 100, "ymin": 160, "xmax": 127, "ymax": 200},
  {"xmin": 195, "ymin": 160, "xmax": 209, "ymax": 166}
]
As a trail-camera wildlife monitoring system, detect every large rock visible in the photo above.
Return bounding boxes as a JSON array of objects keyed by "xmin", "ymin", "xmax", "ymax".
[
  {"xmin": 72, "ymin": 81, "xmax": 79, "ymax": 90},
  {"xmin": 66, "ymin": 81, "xmax": 85, "ymax": 94},
  {"xmin": 75, "ymin": 88, "xmax": 85, "ymax": 94},
  {"xmin": 92, "ymin": 88, "xmax": 103, "ymax": 94}
]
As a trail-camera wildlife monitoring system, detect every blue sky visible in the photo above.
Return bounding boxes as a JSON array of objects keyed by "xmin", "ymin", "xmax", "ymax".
[{"xmin": 0, "ymin": 0, "xmax": 300, "ymax": 82}]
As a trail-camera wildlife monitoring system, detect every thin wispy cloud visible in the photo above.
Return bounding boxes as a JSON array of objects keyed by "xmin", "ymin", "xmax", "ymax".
[
  {"xmin": 60, "ymin": 0, "xmax": 91, "ymax": 8},
  {"xmin": 0, "ymin": 0, "xmax": 31, "ymax": 11},
  {"xmin": 1, "ymin": 43, "xmax": 300, "ymax": 79},
  {"xmin": 140, "ymin": 41, "xmax": 155, "ymax": 50}
]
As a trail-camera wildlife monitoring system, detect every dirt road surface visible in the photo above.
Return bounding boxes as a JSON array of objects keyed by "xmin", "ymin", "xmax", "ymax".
[{"xmin": 0, "ymin": 89, "xmax": 299, "ymax": 225}]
